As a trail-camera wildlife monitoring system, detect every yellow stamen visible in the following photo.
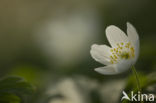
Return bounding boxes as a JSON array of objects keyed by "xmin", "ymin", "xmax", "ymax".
[
  {"xmin": 110, "ymin": 49, "xmax": 113, "ymax": 52},
  {"xmin": 109, "ymin": 42, "xmax": 135, "ymax": 64},
  {"xmin": 110, "ymin": 56, "xmax": 113, "ymax": 59},
  {"xmin": 114, "ymin": 55, "xmax": 118, "ymax": 59},
  {"xmin": 110, "ymin": 60, "xmax": 114, "ymax": 64}
]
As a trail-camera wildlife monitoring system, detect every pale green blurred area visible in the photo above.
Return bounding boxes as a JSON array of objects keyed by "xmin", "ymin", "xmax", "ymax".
[{"xmin": 0, "ymin": 0, "xmax": 156, "ymax": 103}]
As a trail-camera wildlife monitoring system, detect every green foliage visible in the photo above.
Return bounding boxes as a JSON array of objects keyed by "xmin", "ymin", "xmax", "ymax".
[
  {"xmin": 10, "ymin": 65, "xmax": 44, "ymax": 86},
  {"xmin": 122, "ymin": 73, "xmax": 156, "ymax": 103},
  {"xmin": 0, "ymin": 76, "xmax": 35, "ymax": 103},
  {"xmin": 0, "ymin": 93, "xmax": 20, "ymax": 103}
]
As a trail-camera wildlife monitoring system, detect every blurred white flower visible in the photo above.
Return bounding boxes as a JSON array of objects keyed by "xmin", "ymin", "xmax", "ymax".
[
  {"xmin": 47, "ymin": 78, "xmax": 86, "ymax": 103},
  {"xmin": 35, "ymin": 9, "xmax": 100, "ymax": 66},
  {"xmin": 90, "ymin": 22, "xmax": 139, "ymax": 75}
]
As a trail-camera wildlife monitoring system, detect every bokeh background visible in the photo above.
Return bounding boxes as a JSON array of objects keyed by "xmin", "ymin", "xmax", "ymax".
[{"xmin": 0, "ymin": 0, "xmax": 156, "ymax": 103}]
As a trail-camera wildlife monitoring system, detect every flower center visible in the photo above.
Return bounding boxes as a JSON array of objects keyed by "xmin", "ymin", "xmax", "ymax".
[{"xmin": 110, "ymin": 42, "xmax": 135, "ymax": 64}]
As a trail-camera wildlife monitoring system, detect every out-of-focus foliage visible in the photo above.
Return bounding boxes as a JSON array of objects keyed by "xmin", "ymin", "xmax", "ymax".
[
  {"xmin": 9, "ymin": 65, "xmax": 45, "ymax": 86},
  {"xmin": 122, "ymin": 73, "xmax": 156, "ymax": 103},
  {"xmin": 0, "ymin": 76, "xmax": 35, "ymax": 103}
]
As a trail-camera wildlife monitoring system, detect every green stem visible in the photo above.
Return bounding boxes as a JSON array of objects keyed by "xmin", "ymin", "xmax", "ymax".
[
  {"xmin": 131, "ymin": 65, "xmax": 141, "ymax": 91},
  {"xmin": 131, "ymin": 65, "xmax": 143, "ymax": 103}
]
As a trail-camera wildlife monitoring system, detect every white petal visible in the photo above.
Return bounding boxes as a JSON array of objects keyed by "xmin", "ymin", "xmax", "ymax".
[
  {"xmin": 95, "ymin": 59, "xmax": 133, "ymax": 75},
  {"xmin": 127, "ymin": 22, "xmax": 140, "ymax": 64},
  {"xmin": 106, "ymin": 25, "xmax": 129, "ymax": 48},
  {"xmin": 116, "ymin": 59, "xmax": 132, "ymax": 73},
  {"xmin": 94, "ymin": 65, "xmax": 118, "ymax": 75},
  {"xmin": 133, "ymin": 40, "xmax": 140, "ymax": 64},
  {"xmin": 127, "ymin": 22, "xmax": 139, "ymax": 44},
  {"xmin": 90, "ymin": 44, "xmax": 111, "ymax": 65}
]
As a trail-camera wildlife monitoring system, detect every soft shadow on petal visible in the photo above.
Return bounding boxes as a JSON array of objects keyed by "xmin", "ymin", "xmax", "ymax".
[
  {"xmin": 116, "ymin": 59, "xmax": 132, "ymax": 73},
  {"xmin": 106, "ymin": 25, "xmax": 129, "ymax": 48},
  {"xmin": 127, "ymin": 22, "xmax": 139, "ymax": 44},
  {"xmin": 94, "ymin": 65, "xmax": 118, "ymax": 75},
  {"xmin": 127, "ymin": 22, "xmax": 140, "ymax": 64},
  {"xmin": 133, "ymin": 40, "xmax": 140, "ymax": 64},
  {"xmin": 90, "ymin": 44, "xmax": 111, "ymax": 65}
]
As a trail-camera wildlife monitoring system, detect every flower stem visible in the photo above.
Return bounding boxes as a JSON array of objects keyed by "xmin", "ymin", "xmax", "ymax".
[
  {"xmin": 131, "ymin": 65, "xmax": 143, "ymax": 103},
  {"xmin": 131, "ymin": 65, "xmax": 141, "ymax": 91}
]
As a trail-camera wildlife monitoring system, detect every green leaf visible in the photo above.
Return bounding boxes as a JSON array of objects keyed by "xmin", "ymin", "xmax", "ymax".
[
  {"xmin": 0, "ymin": 93, "xmax": 21, "ymax": 103},
  {"xmin": 0, "ymin": 76, "xmax": 35, "ymax": 95},
  {"xmin": 0, "ymin": 76, "xmax": 35, "ymax": 103}
]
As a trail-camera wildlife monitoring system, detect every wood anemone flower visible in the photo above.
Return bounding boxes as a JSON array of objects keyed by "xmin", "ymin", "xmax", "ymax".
[{"xmin": 90, "ymin": 22, "xmax": 139, "ymax": 75}]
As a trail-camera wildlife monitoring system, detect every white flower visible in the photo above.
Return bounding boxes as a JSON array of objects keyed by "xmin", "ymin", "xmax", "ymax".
[
  {"xmin": 35, "ymin": 11, "xmax": 100, "ymax": 66},
  {"xmin": 47, "ymin": 78, "xmax": 86, "ymax": 103},
  {"xmin": 90, "ymin": 22, "xmax": 139, "ymax": 75}
]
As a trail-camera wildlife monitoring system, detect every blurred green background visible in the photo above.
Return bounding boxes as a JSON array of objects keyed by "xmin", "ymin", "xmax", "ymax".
[{"xmin": 0, "ymin": 0, "xmax": 156, "ymax": 103}]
